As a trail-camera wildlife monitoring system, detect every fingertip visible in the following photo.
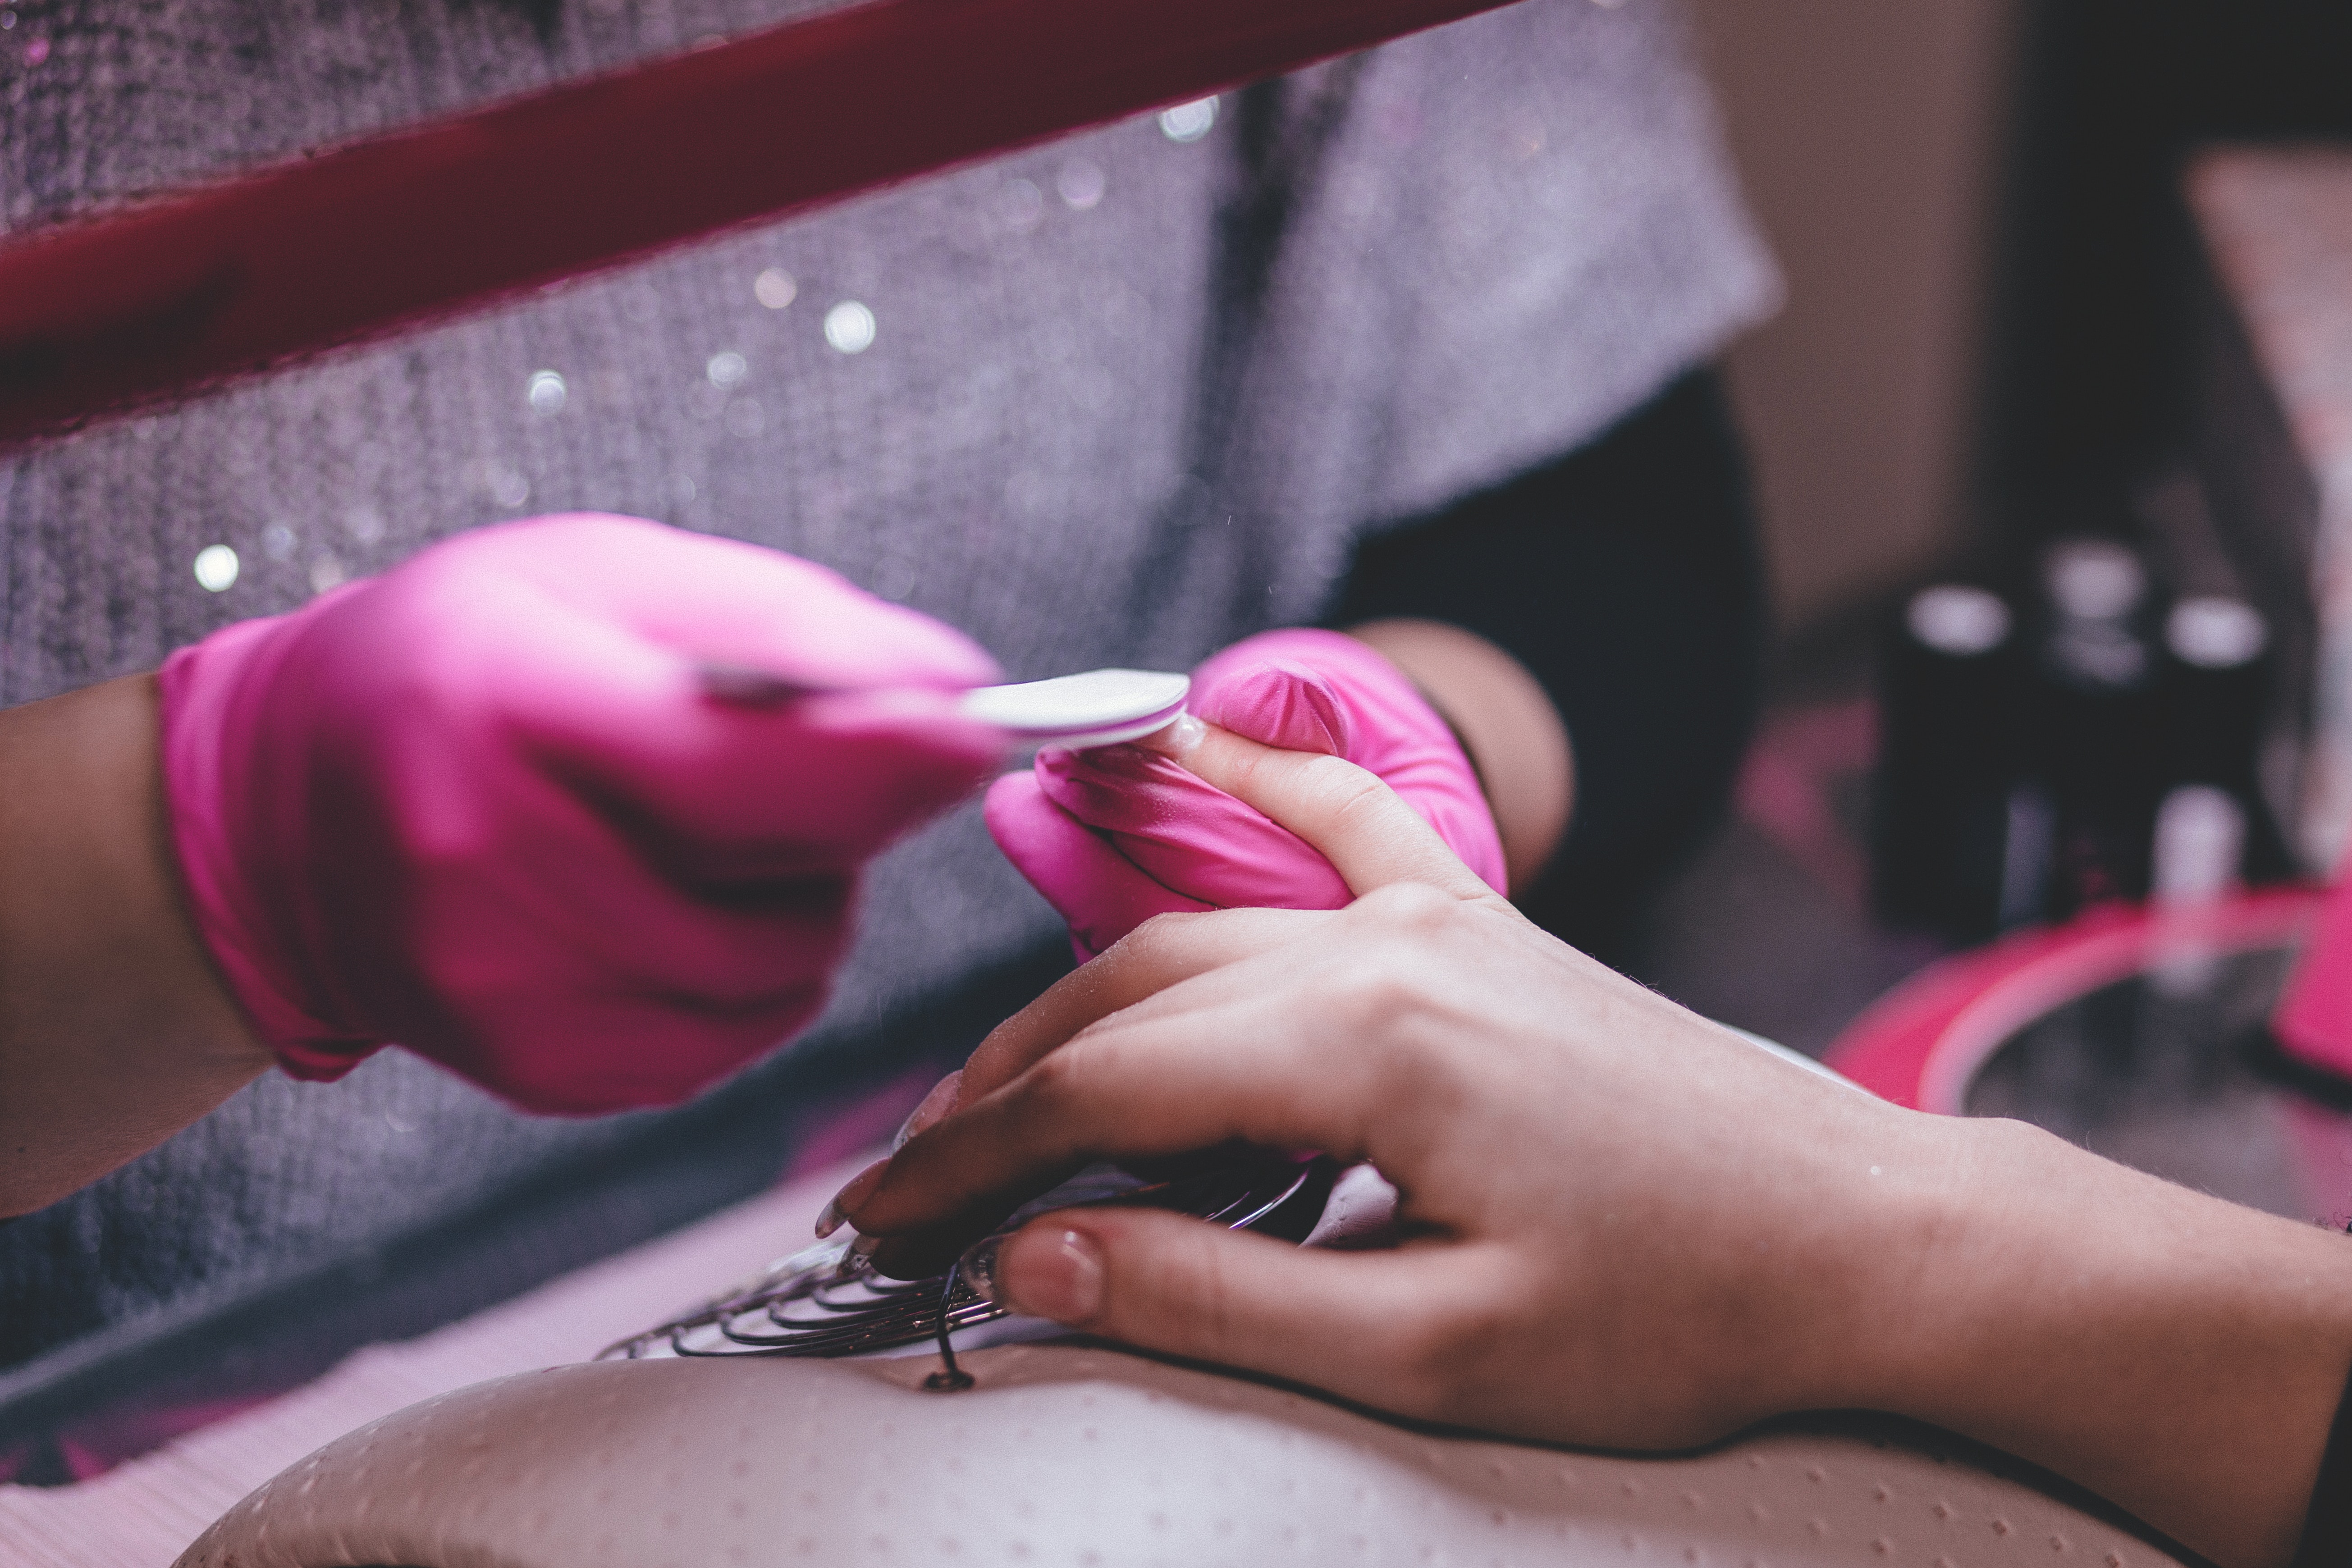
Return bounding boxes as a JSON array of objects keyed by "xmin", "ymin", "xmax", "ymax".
[
  {"xmin": 822, "ymin": 691, "xmax": 1007, "ymax": 796},
  {"xmin": 993, "ymin": 1223, "xmax": 1107, "ymax": 1325},
  {"xmin": 989, "ymin": 1208, "xmax": 1410, "ymax": 1384},
  {"xmin": 853, "ymin": 598, "xmax": 1003, "ymax": 690},
  {"xmin": 1033, "ymin": 738, "xmax": 1184, "ymax": 790},
  {"xmin": 1032, "ymin": 740, "xmax": 1222, "ymax": 830},
  {"xmin": 1132, "ymin": 712, "xmax": 1205, "ymax": 759},
  {"xmin": 987, "ymin": 766, "xmax": 1211, "ymax": 954},
  {"xmin": 983, "ymin": 768, "xmax": 1055, "ymax": 839},
  {"xmin": 984, "ymin": 768, "xmax": 1101, "ymax": 882},
  {"xmin": 1192, "ymin": 660, "xmax": 1350, "ymax": 755},
  {"xmin": 1170, "ymin": 726, "xmax": 1492, "ymax": 902},
  {"xmin": 790, "ymin": 608, "xmax": 1000, "ymax": 694},
  {"xmin": 808, "ymin": 684, "xmax": 1005, "ymax": 751},
  {"xmin": 656, "ymin": 531, "xmax": 1003, "ymax": 691},
  {"xmin": 894, "ymin": 1070, "xmax": 963, "ymax": 1151},
  {"xmin": 817, "ymin": 1157, "xmax": 891, "ymax": 1238}
]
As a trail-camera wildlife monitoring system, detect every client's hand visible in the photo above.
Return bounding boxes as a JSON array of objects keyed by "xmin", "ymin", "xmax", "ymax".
[
  {"xmin": 161, "ymin": 515, "xmax": 1003, "ymax": 1113},
  {"xmin": 846, "ymin": 724, "xmax": 2352, "ymax": 1568},
  {"xmin": 984, "ymin": 627, "xmax": 1504, "ymax": 957}
]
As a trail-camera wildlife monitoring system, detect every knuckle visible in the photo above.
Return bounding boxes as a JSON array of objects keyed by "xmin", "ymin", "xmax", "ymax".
[
  {"xmin": 1122, "ymin": 909, "xmax": 1198, "ymax": 958},
  {"xmin": 1007, "ymin": 1046, "xmax": 1090, "ymax": 1122},
  {"xmin": 1314, "ymin": 758, "xmax": 1394, "ymax": 821},
  {"xmin": 1354, "ymin": 879, "xmax": 1460, "ymax": 930},
  {"xmin": 1315, "ymin": 955, "xmax": 1423, "ymax": 1036},
  {"xmin": 1165, "ymin": 1225, "xmax": 1243, "ymax": 1356},
  {"xmin": 1099, "ymin": 1216, "xmax": 1230, "ymax": 1352}
]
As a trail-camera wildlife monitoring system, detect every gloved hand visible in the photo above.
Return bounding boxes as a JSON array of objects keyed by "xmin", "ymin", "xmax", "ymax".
[
  {"xmin": 159, "ymin": 514, "xmax": 1004, "ymax": 1114},
  {"xmin": 984, "ymin": 627, "xmax": 1504, "ymax": 957}
]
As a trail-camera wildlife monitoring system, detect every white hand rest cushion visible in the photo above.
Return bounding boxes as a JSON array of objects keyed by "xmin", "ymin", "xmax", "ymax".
[{"xmin": 177, "ymin": 1344, "xmax": 2183, "ymax": 1568}]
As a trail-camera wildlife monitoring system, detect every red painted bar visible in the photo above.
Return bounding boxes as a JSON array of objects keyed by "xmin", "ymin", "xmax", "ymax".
[{"xmin": 0, "ymin": 0, "xmax": 1516, "ymax": 446}]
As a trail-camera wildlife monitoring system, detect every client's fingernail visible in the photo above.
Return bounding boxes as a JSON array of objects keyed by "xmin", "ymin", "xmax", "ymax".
[
  {"xmin": 815, "ymin": 1157, "xmax": 890, "ymax": 1239},
  {"xmin": 892, "ymin": 1071, "xmax": 963, "ymax": 1152},
  {"xmin": 996, "ymin": 1227, "xmax": 1105, "ymax": 1325},
  {"xmin": 957, "ymin": 1237, "xmax": 1006, "ymax": 1307},
  {"xmin": 1139, "ymin": 711, "xmax": 1205, "ymax": 758}
]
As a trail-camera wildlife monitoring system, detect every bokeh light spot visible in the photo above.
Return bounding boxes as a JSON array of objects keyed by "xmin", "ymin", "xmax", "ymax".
[
  {"xmin": 1159, "ymin": 99, "xmax": 1217, "ymax": 143},
  {"xmin": 1057, "ymin": 160, "xmax": 1107, "ymax": 210},
  {"xmin": 824, "ymin": 301, "xmax": 877, "ymax": 355},
  {"xmin": 192, "ymin": 544, "xmax": 239, "ymax": 593},
  {"xmin": 754, "ymin": 268, "xmax": 798, "ymax": 310}
]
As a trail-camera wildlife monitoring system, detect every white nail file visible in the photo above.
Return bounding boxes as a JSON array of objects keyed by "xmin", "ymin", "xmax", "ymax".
[
  {"xmin": 701, "ymin": 664, "xmax": 1189, "ymax": 750},
  {"xmin": 956, "ymin": 668, "xmax": 1190, "ymax": 747}
]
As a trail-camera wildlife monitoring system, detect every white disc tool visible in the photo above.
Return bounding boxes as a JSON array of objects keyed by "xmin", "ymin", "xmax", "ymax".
[
  {"xmin": 956, "ymin": 667, "xmax": 1190, "ymax": 748},
  {"xmin": 700, "ymin": 663, "xmax": 1189, "ymax": 749}
]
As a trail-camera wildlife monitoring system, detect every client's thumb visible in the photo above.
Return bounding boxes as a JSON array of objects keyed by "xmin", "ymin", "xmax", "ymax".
[{"xmin": 977, "ymin": 1207, "xmax": 1468, "ymax": 1412}]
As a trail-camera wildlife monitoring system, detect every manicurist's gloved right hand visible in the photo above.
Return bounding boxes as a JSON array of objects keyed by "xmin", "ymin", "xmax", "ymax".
[{"xmin": 159, "ymin": 514, "xmax": 1004, "ymax": 1113}]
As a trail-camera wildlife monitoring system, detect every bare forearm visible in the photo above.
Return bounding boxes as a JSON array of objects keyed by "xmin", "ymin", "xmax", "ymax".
[
  {"xmin": 1870, "ymin": 1118, "xmax": 2352, "ymax": 1567},
  {"xmin": 0, "ymin": 675, "xmax": 268, "ymax": 1215},
  {"xmin": 1344, "ymin": 618, "xmax": 1573, "ymax": 894}
]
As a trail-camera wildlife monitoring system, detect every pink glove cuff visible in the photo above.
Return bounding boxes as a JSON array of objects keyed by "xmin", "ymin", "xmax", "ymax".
[{"xmin": 161, "ymin": 613, "xmax": 380, "ymax": 1081}]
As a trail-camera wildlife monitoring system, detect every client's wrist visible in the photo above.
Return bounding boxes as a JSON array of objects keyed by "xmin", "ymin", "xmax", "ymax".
[
  {"xmin": 1730, "ymin": 1106, "xmax": 1991, "ymax": 1422},
  {"xmin": 1820, "ymin": 1114, "xmax": 2057, "ymax": 1416},
  {"xmin": 1850, "ymin": 1115, "xmax": 2352, "ymax": 1568}
]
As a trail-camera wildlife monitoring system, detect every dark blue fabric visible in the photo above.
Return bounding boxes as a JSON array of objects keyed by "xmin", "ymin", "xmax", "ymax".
[{"xmin": 1332, "ymin": 370, "xmax": 1765, "ymax": 960}]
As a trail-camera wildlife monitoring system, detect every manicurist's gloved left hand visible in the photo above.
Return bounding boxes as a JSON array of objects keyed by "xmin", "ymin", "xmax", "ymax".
[
  {"xmin": 159, "ymin": 514, "xmax": 1005, "ymax": 1113},
  {"xmin": 984, "ymin": 627, "xmax": 1504, "ymax": 957}
]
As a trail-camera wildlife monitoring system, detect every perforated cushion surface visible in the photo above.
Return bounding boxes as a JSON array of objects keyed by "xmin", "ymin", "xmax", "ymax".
[{"xmin": 178, "ymin": 1344, "xmax": 2183, "ymax": 1568}]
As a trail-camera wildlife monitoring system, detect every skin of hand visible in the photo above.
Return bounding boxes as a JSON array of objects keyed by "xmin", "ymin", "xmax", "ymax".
[
  {"xmin": 840, "ymin": 721, "xmax": 2352, "ymax": 1568},
  {"xmin": 0, "ymin": 676, "xmax": 274, "ymax": 1215},
  {"xmin": 1341, "ymin": 617, "xmax": 1572, "ymax": 894}
]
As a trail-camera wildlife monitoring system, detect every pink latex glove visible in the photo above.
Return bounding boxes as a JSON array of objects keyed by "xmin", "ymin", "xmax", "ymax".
[
  {"xmin": 984, "ymin": 627, "xmax": 1504, "ymax": 958},
  {"xmin": 159, "ymin": 515, "xmax": 1005, "ymax": 1114}
]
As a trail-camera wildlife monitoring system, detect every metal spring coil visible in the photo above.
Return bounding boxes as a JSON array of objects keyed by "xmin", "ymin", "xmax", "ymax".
[{"xmin": 599, "ymin": 1155, "xmax": 1338, "ymax": 1363}]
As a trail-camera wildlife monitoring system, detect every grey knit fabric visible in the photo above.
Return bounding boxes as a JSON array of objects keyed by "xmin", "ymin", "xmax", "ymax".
[{"xmin": 0, "ymin": 0, "xmax": 1775, "ymax": 1362}]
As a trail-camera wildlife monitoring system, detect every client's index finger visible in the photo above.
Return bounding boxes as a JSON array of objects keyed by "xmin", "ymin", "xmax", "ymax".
[
  {"xmin": 850, "ymin": 986, "xmax": 1377, "ymax": 1248},
  {"xmin": 956, "ymin": 905, "xmax": 1328, "ymax": 1107},
  {"xmin": 1144, "ymin": 720, "xmax": 1495, "ymax": 902}
]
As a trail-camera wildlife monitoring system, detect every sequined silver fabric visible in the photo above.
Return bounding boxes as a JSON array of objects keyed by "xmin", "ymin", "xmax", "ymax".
[{"xmin": 0, "ymin": 0, "xmax": 1775, "ymax": 1361}]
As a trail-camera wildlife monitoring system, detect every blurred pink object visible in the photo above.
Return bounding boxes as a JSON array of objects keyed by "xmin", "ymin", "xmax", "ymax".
[
  {"xmin": 159, "ymin": 514, "xmax": 1003, "ymax": 1113},
  {"xmin": 986, "ymin": 627, "xmax": 1503, "ymax": 957},
  {"xmin": 2275, "ymin": 875, "xmax": 2352, "ymax": 1079}
]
